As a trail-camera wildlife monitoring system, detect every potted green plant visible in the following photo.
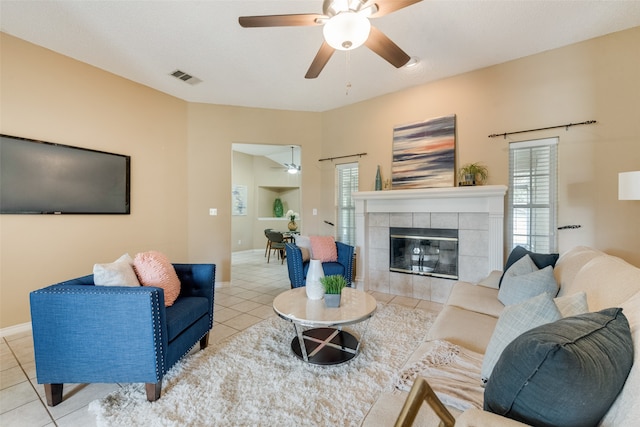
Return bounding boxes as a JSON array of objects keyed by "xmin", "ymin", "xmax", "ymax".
[
  {"xmin": 458, "ymin": 162, "xmax": 489, "ymax": 186},
  {"xmin": 320, "ymin": 275, "xmax": 347, "ymax": 307}
]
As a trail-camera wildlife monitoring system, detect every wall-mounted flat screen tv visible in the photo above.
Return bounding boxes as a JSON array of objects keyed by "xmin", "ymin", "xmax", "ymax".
[{"xmin": 1, "ymin": 134, "xmax": 130, "ymax": 214}]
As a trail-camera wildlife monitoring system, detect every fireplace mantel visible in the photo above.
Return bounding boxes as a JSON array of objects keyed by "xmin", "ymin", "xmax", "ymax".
[
  {"xmin": 352, "ymin": 185, "xmax": 508, "ymax": 298},
  {"xmin": 352, "ymin": 185, "xmax": 508, "ymax": 214}
]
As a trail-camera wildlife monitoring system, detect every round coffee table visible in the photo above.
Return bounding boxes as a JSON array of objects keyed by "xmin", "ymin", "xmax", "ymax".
[{"xmin": 273, "ymin": 287, "xmax": 377, "ymax": 365}]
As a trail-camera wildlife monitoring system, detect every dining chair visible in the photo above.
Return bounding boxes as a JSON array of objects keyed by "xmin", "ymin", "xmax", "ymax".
[
  {"xmin": 266, "ymin": 231, "xmax": 286, "ymax": 264},
  {"xmin": 264, "ymin": 228, "xmax": 273, "ymax": 257}
]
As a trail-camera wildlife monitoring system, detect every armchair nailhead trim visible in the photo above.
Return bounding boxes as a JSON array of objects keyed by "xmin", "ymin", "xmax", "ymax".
[{"xmin": 150, "ymin": 291, "xmax": 164, "ymax": 378}]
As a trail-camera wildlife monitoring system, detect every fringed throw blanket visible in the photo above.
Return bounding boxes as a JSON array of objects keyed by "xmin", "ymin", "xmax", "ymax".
[{"xmin": 394, "ymin": 340, "xmax": 484, "ymax": 411}]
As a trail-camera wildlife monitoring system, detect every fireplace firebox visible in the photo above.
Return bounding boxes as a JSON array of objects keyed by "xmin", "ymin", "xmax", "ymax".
[{"xmin": 389, "ymin": 227, "xmax": 458, "ymax": 279}]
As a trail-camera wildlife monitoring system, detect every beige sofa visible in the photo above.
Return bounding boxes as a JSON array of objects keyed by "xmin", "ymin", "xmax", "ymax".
[{"xmin": 362, "ymin": 246, "xmax": 640, "ymax": 426}]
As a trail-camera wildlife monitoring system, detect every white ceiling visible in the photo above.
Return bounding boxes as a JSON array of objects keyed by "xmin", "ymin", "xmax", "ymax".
[
  {"xmin": 233, "ymin": 143, "xmax": 300, "ymax": 166},
  {"xmin": 1, "ymin": 1, "xmax": 639, "ymax": 113}
]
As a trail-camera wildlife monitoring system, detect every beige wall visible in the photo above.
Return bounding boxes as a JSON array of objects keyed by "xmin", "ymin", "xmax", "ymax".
[
  {"xmin": 185, "ymin": 103, "xmax": 322, "ymax": 284},
  {"xmin": 321, "ymin": 27, "xmax": 640, "ymax": 266},
  {"xmin": 0, "ymin": 34, "xmax": 189, "ymax": 328},
  {"xmin": 1, "ymin": 27, "xmax": 639, "ymax": 329}
]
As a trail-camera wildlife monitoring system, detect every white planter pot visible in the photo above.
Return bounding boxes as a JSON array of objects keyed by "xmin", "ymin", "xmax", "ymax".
[{"xmin": 306, "ymin": 259, "xmax": 325, "ymax": 300}]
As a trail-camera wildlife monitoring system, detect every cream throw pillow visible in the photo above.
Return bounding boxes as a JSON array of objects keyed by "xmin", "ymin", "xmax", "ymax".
[
  {"xmin": 554, "ymin": 291, "xmax": 588, "ymax": 317},
  {"xmin": 93, "ymin": 253, "xmax": 140, "ymax": 287},
  {"xmin": 294, "ymin": 235, "xmax": 313, "ymax": 259}
]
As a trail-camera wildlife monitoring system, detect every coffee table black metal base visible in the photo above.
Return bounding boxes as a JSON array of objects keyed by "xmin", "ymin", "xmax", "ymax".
[{"xmin": 291, "ymin": 327, "xmax": 359, "ymax": 365}]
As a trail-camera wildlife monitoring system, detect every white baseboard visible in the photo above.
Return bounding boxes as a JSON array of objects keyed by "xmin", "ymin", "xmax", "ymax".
[{"xmin": 1, "ymin": 322, "xmax": 32, "ymax": 338}]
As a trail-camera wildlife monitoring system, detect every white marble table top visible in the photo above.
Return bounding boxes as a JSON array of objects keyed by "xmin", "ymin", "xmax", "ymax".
[{"xmin": 273, "ymin": 287, "xmax": 377, "ymax": 328}]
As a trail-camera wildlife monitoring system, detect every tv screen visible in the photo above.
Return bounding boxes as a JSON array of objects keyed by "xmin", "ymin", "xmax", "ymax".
[{"xmin": 1, "ymin": 134, "xmax": 130, "ymax": 214}]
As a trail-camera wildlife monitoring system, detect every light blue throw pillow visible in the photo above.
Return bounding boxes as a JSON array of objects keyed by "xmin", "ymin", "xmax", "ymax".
[
  {"xmin": 481, "ymin": 292, "xmax": 562, "ymax": 383},
  {"xmin": 498, "ymin": 255, "xmax": 558, "ymax": 306}
]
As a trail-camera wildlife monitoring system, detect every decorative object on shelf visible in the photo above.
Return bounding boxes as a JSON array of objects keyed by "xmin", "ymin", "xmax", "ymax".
[
  {"xmin": 458, "ymin": 162, "xmax": 489, "ymax": 186},
  {"xmin": 375, "ymin": 165, "xmax": 382, "ymax": 191},
  {"xmin": 305, "ymin": 260, "xmax": 325, "ymax": 300},
  {"xmin": 273, "ymin": 198, "xmax": 284, "ymax": 217},
  {"xmin": 383, "ymin": 179, "xmax": 392, "ymax": 190},
  {"xmin": 286, "ymin": 210, "xmax": 299, "ymax": 231},
  {"xmin": 320, "ymin": 274, "xmax": 347, "ymax": 307},
  {"xmin": 392, "ymin": 115, "xmax": 456, "ymax": 189}
]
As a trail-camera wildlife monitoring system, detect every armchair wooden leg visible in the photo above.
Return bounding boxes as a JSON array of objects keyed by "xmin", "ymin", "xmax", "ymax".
[
  {"xmin": 200, "ymin": 332, "xmax": 210, "ymax": 350},
  {"xmin": 44, "ymin": 383, "xmax": 63, "ymax": 406},
  {"xmin": 394, "ymin": 377, "xmax": 455, "ymax": 427},
  {"xmin": 146, "ymin": 381, "xmax": 162, "ymax": 402}
]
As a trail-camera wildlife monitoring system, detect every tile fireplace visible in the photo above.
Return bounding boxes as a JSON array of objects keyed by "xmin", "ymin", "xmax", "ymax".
[{"xmin": 352, "ymin": 186, "xmax": 507, "ymax": 303}]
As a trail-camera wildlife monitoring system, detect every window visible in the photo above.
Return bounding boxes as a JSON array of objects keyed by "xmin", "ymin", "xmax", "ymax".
[
  {"xmin": 336, "ymin": 162, "xmax": 359, "ymax": 245},
  {"xmin": 508, "ymin": 138, "xmax": 558, "ymax": 253}
]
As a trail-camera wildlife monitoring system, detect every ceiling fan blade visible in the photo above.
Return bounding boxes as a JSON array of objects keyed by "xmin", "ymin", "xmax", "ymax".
[
  {"xmin": 369, "ymin": 0, "xmax": 422, "ymax": 18},
  {"xmin": 305, "ymin": 42, "xmax": 336, "ymax": 79},
  {"xmin": 239, "ymin": 14, "xmax": 325, "ymax": 28},
  {"xmin": 365, "ymin": 26, "xmax": 410, "ymax": 68}
]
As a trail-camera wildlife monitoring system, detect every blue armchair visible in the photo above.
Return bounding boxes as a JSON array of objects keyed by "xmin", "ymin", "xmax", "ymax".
[
  {"xmin": 285, "ymin": 241, "xmax": 354, "ymax": 288},
  {"xmin": 29, "ymin": 263, "xmax": 215, "ymax": 406}
]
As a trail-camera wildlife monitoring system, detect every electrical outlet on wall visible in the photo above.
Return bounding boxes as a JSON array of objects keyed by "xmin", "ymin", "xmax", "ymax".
[{"xmin": 238, "ymin": 240, "xmax": 241, "ymax": 245}]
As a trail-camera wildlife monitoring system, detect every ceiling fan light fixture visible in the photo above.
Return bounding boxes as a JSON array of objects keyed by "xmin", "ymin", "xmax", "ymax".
[
  {"xmin": 404, "ymin": 57, "xmax": 420, "ymax": 68},
  {"xmin": 322, "ymin": 11, "xmax": 371, "ymax": 50},
  {"xmin": 287, "ymin": 166, "xmax": 299, "ymax": 174}
]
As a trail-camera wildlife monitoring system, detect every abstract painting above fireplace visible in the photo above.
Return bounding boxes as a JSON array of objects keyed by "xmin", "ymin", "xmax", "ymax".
[{"xmin": 391, "ymin": 114, "xmax": 456, "ymax": 189}]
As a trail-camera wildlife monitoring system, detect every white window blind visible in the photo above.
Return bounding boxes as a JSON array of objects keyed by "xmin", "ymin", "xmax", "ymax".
[
  {"xmin": 336, "ymin": 162, "xmax": 359, "ymax": 246},
  {"xmin": 508, "ymin": 138, "xmax": 558, "ymax": 253}
]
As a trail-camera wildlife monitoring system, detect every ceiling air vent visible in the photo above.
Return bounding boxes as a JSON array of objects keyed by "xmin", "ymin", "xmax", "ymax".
[{"xmin": 170, "ymin": 69, "xmax": 202, "ymax": 85}]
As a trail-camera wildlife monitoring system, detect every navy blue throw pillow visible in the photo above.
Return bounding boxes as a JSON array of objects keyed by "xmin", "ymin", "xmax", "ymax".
[
  {"xmin": 499, "ymin": 246, "xmax": 559, "ymax": 287},
  {"xmin": 484, "ymin": 308, "xmax": 633, "ymax": 427}
]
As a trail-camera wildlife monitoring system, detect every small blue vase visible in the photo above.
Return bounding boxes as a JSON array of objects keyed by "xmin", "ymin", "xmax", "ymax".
[{"xmin": 375, "ymin": 165, "xmax": 382, "ymax": 191}]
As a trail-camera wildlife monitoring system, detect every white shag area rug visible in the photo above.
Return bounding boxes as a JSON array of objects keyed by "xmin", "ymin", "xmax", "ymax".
[{"xmin": 89, "ymin": 303, "xmax": 434, "ymax": 427}]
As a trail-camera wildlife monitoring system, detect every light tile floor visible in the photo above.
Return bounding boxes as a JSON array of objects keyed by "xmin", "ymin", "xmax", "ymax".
[{"xmin": 0, "ymin": 250, "xmax": 442, "ymax": 426}]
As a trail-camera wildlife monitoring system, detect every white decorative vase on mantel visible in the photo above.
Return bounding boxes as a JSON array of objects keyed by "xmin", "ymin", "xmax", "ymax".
[{"xmin": 305, "ymin": 259, "xmax": 325, "ymax": 300}]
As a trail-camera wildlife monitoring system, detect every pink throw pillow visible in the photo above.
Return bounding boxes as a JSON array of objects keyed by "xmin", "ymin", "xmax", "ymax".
[
  {"xmin": 310, "ymin": 236, "xmax": 338, "ymax": 262},
  {"xmin": 133, "ymin": 251, "xmax": 181, "ymax": 307}
]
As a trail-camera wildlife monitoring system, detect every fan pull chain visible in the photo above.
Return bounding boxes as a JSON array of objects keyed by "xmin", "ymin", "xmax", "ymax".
[{"xmin": 345, "ymin": 51, "xmax": 352, "ymax": 96}]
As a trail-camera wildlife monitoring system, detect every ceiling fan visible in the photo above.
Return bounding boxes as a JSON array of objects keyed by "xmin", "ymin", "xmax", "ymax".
[
  {"xmin": 284, "ymin": 146, "xmax": 301, "ymax": 174},
  {"xmin": 239, "ymin": 0, "xmax": 422, "ymax": 79}
]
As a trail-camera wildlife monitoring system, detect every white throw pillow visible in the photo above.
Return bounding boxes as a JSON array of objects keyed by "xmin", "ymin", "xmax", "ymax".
[
  {"xmin": 481, "ymin": 293, "xmax": 562, "ymax": 383},
  {"xmin": 294, "ymin": 234, "xmax": 313, "ymax": 259},
  {"xmin": 554, "ymin": 291, "xmax": 588, "ymax": 317},
  {"xmin": 498, "ymin": 255, "xmax": 558, "ymax": 306},
  {"xmin": 93, "ymin": 253, "xmax": 140, "ymax": 287}
]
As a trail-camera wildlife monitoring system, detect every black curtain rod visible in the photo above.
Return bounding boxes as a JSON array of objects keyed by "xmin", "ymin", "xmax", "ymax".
[
  {"xmin": 318, "ymin": 152, "xmax": 367, "ymax": 162},
  {"xmin": 488, "ymin": 120, "xmax": 597, "ymax": 139}
]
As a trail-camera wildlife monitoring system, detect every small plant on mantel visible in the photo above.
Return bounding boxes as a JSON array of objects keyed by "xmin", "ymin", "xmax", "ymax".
[{"xmin": 458, "ymin": 162, "xmax": 489, "ymax": 186}]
